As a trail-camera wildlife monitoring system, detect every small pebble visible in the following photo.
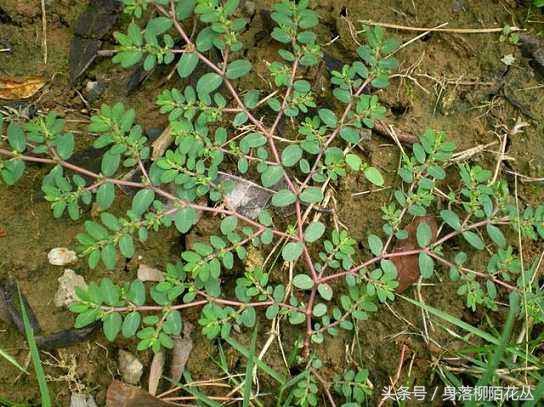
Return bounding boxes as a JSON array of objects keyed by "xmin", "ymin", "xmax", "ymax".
[
  {"xmin": 48, "ymin": 247, "xmax": 78, "ymax": 266},
  {"xmin": 137, "ymin": 264, "xmax": 164, "ymax": 282},
  {"xmin": 118, "ymin": 350, "xmax": 143, "ymax": 385},
  {"xmin": 84, "ymin": 81, "xmax": 106, "ymax": 103},
  {"xmin": 70, "ymin": 393, "xmax": 97, "ymax": 407},
  {"xmin": 54, "ymin": 269, "xmax": 87, "ymax": 307}
]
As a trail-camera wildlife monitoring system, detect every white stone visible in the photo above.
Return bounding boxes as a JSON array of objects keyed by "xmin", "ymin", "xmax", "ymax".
[
  {"xmin": 54, "ymin": 269, "xmax": 87, "ymax": 307},
  {"xmin": 137, "ymin": 263, "xmax": 164, "ymax": 282},
  {"xmin": 118, "ymin": 350, "xmax": 143, "ymax": 385},
  {"xmin": 70, "ymin": 393, "xmax": 97, "ymax": 407},
  {"xmin": 48, "ymin": 247, "xmax": 77, "ymax": 266}
]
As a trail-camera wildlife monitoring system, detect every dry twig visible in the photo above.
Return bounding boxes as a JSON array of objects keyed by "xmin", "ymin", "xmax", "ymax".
[{"xmin": 359, "ymin": 20, "xmax": 524, "ymax": 34}]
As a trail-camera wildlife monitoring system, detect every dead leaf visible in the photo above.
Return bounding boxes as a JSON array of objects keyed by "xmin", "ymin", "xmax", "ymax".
[
  {"xmin": 151, "ymin": 127, "xmax": 173, "ymax": 161},
  {"xmin": 106, "ymin": 380, "xmax": 173, "ymax": 407},
  {"xmin": 373, "ymin": 120, "xmax": 418, "ymax": 145},
  {"xmin": 148, "ymin": 351, "xmax": 165, "ymax": 396},
  {"xmin": 0, "ymin": 227, "xmax": 6, "ymax": 238},
  {"xmin": 392, "ymin": 216, "xmax": 438, "ymax": 293},
  {"xmin": 218, "ymin": 173, "xmax": 273, "ymax": 219},
  {"xmin": 0, "ymin": 76, "xmax": 46, "ymax": 100},
  {"xmin": 169, "ymin": 322, "xmax": 194, "ymax": 383}
]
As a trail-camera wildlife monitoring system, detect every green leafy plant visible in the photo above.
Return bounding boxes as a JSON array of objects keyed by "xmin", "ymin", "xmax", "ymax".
[
  {"xmin": 1, "ymin": 0, "xmax": 543, "ymax": 403},
  {"xmin": 18, "ymin": 288, "xmax": 51, "ymax": 407}
]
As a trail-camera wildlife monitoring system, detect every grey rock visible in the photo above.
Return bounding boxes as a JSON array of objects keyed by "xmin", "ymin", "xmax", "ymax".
[
  {"xmin": 118, "ymin": 350, "xmax": 143, "ymax": 385},
  {"xmin": 54, "ymin": 269, "xmax": 87, "ymax": 308},
  {"xmin": 70, "ymin": 393, "xmax": 97, "ymax": 407}
]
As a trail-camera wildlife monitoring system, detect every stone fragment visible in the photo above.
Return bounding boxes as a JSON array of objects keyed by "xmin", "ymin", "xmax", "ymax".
[
  {"xmin": 118, "ymin": 350, "xmax": 143, "ymax": 385},
  {"xmin": 54, "ymin": 269, "xmax": 87, "ymax": 307},
  {"xmin": 48, "ymin": 247, "xmax": 77, "ymax": 266},
  {"xmin": 137, "ymin": 264, "xmax": 164, "ymax": 282}
]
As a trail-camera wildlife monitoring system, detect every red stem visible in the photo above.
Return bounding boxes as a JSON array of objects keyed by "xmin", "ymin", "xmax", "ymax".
[{"xmin": 0, "ymin": 148, "xmax": 294, "ymax": 240}]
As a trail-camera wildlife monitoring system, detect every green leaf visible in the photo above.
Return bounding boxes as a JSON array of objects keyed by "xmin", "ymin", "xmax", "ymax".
[
  {"xmin": 486, "ymin": 224, "xmax": 506, "ymax": 248},
  {"xmin": 267, "ymin": 97, "xmax": 281, "ymax": 111},
  {"xmin": 261, "ymin": 166, "xmax": 284, "ymax": 188},
  {"xmin": 244, "ymin": 90, "xmax": 260, "ymax": 109},
  {"xmin": 226, "ymin": 59, "xmax": 252, "ymax": 79},
  {"xmin": 281, "ymin": 144, "xmax": 303, "ymax": 167},
  {"xmin": 402, "ymin": 295, "xmax": 537, "ymax": 366},
  {"xmin": 413, "ymin": 143, "xmax": 426, "ymax": 164},
  {"xmin": 272, "ymin": 27, "xmax": 291, "ymax": 43},
  {"xmin": 18, "ymin": 288, "xmax": 51, "ymax": 406},
  {"xmin": 317, "ymin": 283, "xmax": 333, "ymax": 301},
  {"xmin": 272, "ymin": 189, "xmax": 296, "ymax": 207},
  {"xmin": 101, "ymin": 244, "xmax": 117, "ymax": 270},
  {"xmin": 288, "ymin": 311, "xmax": 306, "ymax": 324},
  {"xmin": 440, "ymin": 210, "xmax": 461, "ymax": 230},
  {"xmin": 119, "ymin": 234, "xmax": 135, "ymax": 258},
  {"xmin": 340, "ymin": 126, "xmax": 360, "ymax": 144},
  {"xmin": 318, "ymin": 109, "xmax": 337, "ymax": 128},
  {"xmin": 368, "ymin": 234, "xmax": 383, "ymax": 255},
  {"xmin": 55, "ymin": 133, "xmax": 74, "ymax": 160},
  {"xmin": 312, "ymin": 303, "xmax": 327, "ymax": 317},
  {"xmin": 122, "ymin": 311, "xmax": 141, "ymax": 338},
  {"xmin": 114, "ymin": 50, "xmax": 143, "ymax": 68},
  {"xmin": 243, "ymin": 323, "xmax": 258, "ymax": 407},
  {"xmin": 233, "ymin": 111, "xmax": 248, "ymax": 127},
  {"xmin": 224, "ymin": 0, "xmax": 240, "ymax": 16},
  {"xmin": 196, "ymin": 27, "xmax": 216, "ymax": 52},
  {"xmin": 463, "ymin": 230, "xmax": 485, "ymax": 250},
  {"xmin": 293, "ymin": 273, "xmax": 314, "ymax": 289},
  {"xmin": 299, "ymin": 187, "xmax": 323, "ymax": 204},
  {"xmin": 164, "ymin": 311, "xmax": 183, "ymax": 335},
  {"xmin": 240, "ymin": 307, "xmax": 256, "ymax": 327},
  {"xmin": 304, "ymin": 222, "xmax": 325, "ymax": 243},
  {"xmin": 220, "ymin": 215, "xmax": 238, "ymax": 234},
  {"xmin": 175, "ymin": 207, "xmax": 198, "ymax": 233},
  {"xmin": 418, "ymin": 252, "xmax": 434, "ymax": 278},
  {"xmin": 196, "ymin": 72, "xmax": 223, "ymax": 95},
  {"xmin": 75, "ymin": 309, "xmax": 99, "ymax": 328},
  {"xmin": 416, "ymin": 222, "xmax": 432, "ymax": 247},
  {"xmin": 96, "ymin": 182, "xmax": 115, "ymax": 210},
  {"xmin": 363, "ymin": 166, "xmax": 384, "ymax": 186},
  {"xmin": 132, "ymin": 189, "xmax": 155, "ymax": 216},
  {"xmin": 177, "ymin": 52, "xmax": 199, "ymax": 78},
  {"xmin": 85, "ymin": 220, "xmax": 109, "ymax": 240},
  {"xmin": 333, "ymin": 88, "xmax": 351, "ymax": 104},
  {"xmin": 101, "ymin": 278, "xmax": 119, "ymax": 305},
  {"xmin": 146, "ymin": 16, "xmax": 173, "ymax": 35},
  {"xmin": 176, "ymin": 0, "xmax": 196, "ymax": 20},
  {"xmin": 103, "ymin": 312, "xmax": 122, "ymax": 342},
  {"xmin": 345, "ymin": 154, "xmax": 362, "ymax": 171},
  {"xmin": 240, "ymin": 132, "xmax": 266, "ymax": 150},
  {"xmin": 266, "ymin": 304, "xmax": 279, "ymax": 319},
  {"xmin": 0, "ymin": 346, "xmax": 27, "ymax": 373},
  {"xmin": 223, "ymin": 336, "xmax": 286, "ymax": 385},
  {"xmin": 101, "ymin": 151, "xmax": 120, "ymax": 176},
  {"xmin": 127, "ymin": 22, "xmax": 142, "ymax": 45},
  {"xmin": 128, "ymin": 280, "xmax": 145, "ymax": 305},
  {"xmin": 1, "ymin": 159, "xmax": 25, "ymax": 185},
  {"xmin": 282, "ymin": 242, "xmax": 303, "ymax": 262},
  {"xmin": 7, "ymin": 122, "xmax": 26, "ymax": 152}
]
